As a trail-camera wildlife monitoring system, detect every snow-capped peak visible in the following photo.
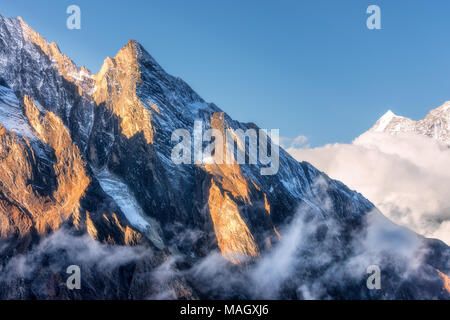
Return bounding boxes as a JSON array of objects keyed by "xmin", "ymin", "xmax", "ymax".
[
  {"xmin": 373, "ymin": 110, "xmax": 398, "ymax": 132},
  {"xmin": 365, "ymin": 102, "xmax": 450, "ymax": 145}
]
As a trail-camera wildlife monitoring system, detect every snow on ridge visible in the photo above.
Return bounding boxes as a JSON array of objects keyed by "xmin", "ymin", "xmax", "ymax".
[
  {"xmin": 0, "ymin": 85, "xmax": 36, "ymax": 139},
  {"xmin": 367, "ymin": 102, "xmax": 450, "ymax": 145},
  {"xmin": 374, "ymin": 110, "xmax": 398, "ymax": 132},
  {"xmin": 95, "ymin": 169, "xmax": 165, "ymax": 249}
]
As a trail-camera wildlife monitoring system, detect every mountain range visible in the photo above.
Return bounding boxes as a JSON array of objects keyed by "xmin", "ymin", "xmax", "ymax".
[
  {"xmin": 0, "ymin": 14, "xmax": 448, "ymax": 299},
  {"xmin": 369, "ymin": 102, "xmax": 450, "ymax": 145}
]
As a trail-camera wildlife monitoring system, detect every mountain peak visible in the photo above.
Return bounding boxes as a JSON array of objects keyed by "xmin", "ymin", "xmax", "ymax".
[
  {"xmin": 383, "ymin": 109, "xmax": 396, "ymax": 118},
  {"xmin": 364, "ymin": 102, "xmax": 450, "ymax": 145},
  {"xmin": 372, "ymin": 109, "xmax": 399, "ymax": 132},
  {"xmin": 117, "ymin": 39, "xmax": 143, "ymax": 57},
  {"xmin": 96, "ymin": 39, "xmax": 144, "ymax": 79},
  {"xmin": 109, "ymin": 39, "xmax": 164, "ymax": 75},
  {"xmin": 125, "ymin": 38, "xmax": 143, "ymax": 49},
  {"xmin": 115, "ymin": 39, "xmax": 139, "ymax": 57}
]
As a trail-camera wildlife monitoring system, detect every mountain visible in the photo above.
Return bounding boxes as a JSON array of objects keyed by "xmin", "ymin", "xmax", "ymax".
[
  {"xmin": 369, "ymin": 102, "xmax": 450, "ymax": 145},
  {"xmin": 0, "ymin": 14, "xmax": 448, "ymax": 299}
]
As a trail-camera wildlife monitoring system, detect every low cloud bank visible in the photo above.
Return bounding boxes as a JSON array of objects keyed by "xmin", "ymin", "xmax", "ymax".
[
  {"xmin": 287, "ymin": 132, "xmax": 450, "ymax": 245},
  {"xmin": 0, "ymin": 229, "xmax": 154, "ymax": 299},
  {"xmin": 0, "ymin": 195, "xmax": 442, "ymax": 299},
  {"xmin": 189, "ymin": 202, "xmax": 431, "ymax": 299}
]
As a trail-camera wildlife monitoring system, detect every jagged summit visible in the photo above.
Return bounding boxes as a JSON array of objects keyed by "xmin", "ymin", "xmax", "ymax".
[
  {"xmin": 372, "ymin": 110, "xmax": 399, "ymax": 132},
  {"xmin": 383, "ymin": 109, "xmax": 396, "ymax": 117},
  {"xmin": 112, "ymin": 39, "xmax": 160, "ymax": 68},
  {"xmin": 367, "ymin": 101, "xmax": 450, "ymax": 145},
  {"xmin": 98, "ymin": 38, "xmax": 163, "ymax": 78}
]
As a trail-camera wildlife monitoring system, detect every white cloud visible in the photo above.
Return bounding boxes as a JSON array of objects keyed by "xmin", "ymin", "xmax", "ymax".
[
  {"xmin": 280, "ymin": 135, "xmax": 309, "ymax": 149},
  {"xmin": 185, "ymin": 176, "xmax": 431, "ymax": 299},
  {"xmin": 287, "ymin": 131, "xmax": 450, "ymax": 245}
]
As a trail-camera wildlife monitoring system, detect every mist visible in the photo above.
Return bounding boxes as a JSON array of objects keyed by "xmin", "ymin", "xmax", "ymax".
[{"xmin": 287, "ymin": 131, "xmax": 450, "ymax": 245}]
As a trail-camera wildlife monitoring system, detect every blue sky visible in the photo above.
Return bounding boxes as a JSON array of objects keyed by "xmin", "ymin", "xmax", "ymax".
[{"xmin": 2, "ymin": 0, "xmax": 450, "ymax": 146}]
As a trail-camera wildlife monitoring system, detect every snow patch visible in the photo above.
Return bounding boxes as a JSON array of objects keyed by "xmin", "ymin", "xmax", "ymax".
[
  {"xmin": 96, "ymin": 169, "xmax": 165, "ymax": 249},
  {"xmin": 439, "ymin": 101, "xmax": 450, "ymax": 112},
  {"xmin": 374, "ymin": 110, "xmax": 396, "ymax": 132},
  {"xmin": 0, "ymin": 86, "xmax": 36, "ymax": 139}
]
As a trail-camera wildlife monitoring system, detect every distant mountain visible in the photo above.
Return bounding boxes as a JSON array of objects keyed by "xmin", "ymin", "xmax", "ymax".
[
  {"xmin": 369, "ymin": 101, "xmax": 450, "ymax": 145},
  {"xmin": 0, "ymin": 14, "xmax": 448, "ymax": 299}
]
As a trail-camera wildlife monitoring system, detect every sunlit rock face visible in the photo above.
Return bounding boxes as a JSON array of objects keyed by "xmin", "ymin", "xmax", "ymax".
[
  {"xmin": 0, "ymin": 90, "xmax": 86, "ymax": 236},
  {"xmin": 0, "ymin": 13, "xmax": 448, "ymax": 299},
  {"xmin": 0, "ymin": 15, "xmax": 152, "ymax": 249},
  {"xmin": 437, "ymin": 270, "xmax": 450, "ymax": 294},
  {"xmin": 94, "ymin": 40, "xmax": 154, "ymax": 144},
  {"xmin": 207, "ymin": 179, "xmax": 259, "ymax": 263}
]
